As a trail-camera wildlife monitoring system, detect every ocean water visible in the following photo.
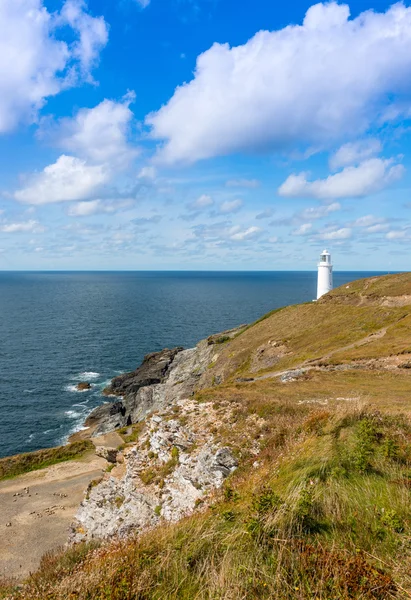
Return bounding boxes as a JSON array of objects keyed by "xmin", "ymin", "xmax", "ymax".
[{"xmin": 0, "ymin": 270, "xmax": 389, "ymax": 458}]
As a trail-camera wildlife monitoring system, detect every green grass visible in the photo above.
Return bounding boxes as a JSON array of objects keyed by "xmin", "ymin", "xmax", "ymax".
[
  {"xmin": 4, "ymin": 274, "xmax": 411, "ymax": 599},
  {"xmin": 0, "ymin": 440, "xmax": 94, "ymax": 481},
  {"xmin": 6, "ymin": 408, "xmax": 410, "ymax": 599}
]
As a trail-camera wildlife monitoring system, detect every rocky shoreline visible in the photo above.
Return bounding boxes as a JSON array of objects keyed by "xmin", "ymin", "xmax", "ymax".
[{"xmin": 69, "ymin": 325, "xmax": 247, "ymax": 542}]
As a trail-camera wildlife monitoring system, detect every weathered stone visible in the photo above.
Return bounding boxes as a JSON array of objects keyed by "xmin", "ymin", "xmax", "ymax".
[
  {"xmin": 95, "ymin": 447, "xmax": 118, "ymax": 463},
  {"xmin": 71, "ymin": 329, "xmax": 247, "ymax": 543},
  {"xmin": 107, "ymin": 347, "xmax": 184, "ymax": 396},
  {"xmin": 71, "ymin": 412, "xmax": 239, "ymax": 542}
]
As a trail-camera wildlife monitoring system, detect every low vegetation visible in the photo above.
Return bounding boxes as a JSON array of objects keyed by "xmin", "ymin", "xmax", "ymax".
[
  {"xmin": 4, "ymin": 405, "xmax": 411, "ymax": 599},
  {"xmin": 0, "ymin": 440, "xmax": 94, "ymax": 481},
  {"xmin": 2, "ymin": 274, "xmax": 411, "ymax": 598}
]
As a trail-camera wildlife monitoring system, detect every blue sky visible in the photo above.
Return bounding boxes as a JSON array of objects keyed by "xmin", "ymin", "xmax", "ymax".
[{"xmin": 1, "ymin": 0, "xmax": 411, "ymax": 270}]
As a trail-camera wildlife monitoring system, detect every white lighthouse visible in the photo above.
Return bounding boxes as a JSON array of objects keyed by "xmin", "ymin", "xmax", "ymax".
[{"xmin": 317, "ymin": 249, "xmax": 333, "ymax": 299}]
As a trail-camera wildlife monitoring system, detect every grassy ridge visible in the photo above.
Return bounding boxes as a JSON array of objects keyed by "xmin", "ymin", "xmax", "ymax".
[{"xmin": 0, "ymin": 440, "xmax": 94, "ymax": 481}]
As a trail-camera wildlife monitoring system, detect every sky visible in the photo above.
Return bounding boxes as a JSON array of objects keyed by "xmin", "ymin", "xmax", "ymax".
[{"xmin": 1, "ymin": 0, "xmax": 411, "ymax": 270}]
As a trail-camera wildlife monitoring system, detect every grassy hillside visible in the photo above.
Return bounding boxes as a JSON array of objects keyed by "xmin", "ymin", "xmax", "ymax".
[{"xmin": 2, "ymin": 273, "xmax": 411, "ymax": 600}]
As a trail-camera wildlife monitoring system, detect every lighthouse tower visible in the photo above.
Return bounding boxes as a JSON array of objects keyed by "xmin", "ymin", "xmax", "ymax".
[{"xmin": 317, "ymin": 249, "xmax": 333, "ymax": 299}]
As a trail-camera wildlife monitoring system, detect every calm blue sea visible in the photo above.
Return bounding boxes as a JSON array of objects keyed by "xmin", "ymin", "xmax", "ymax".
[{"xmin": 0, "ymin": 271, "xmax": 390, "ymax": 458}]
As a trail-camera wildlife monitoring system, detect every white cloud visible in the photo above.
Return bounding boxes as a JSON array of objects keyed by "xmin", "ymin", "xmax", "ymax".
[
  {"xmin": 52, "ymin": 95, "xmax": 137, "ymax": 167},
  {"xmin": 292, "ymin": 223, "xmax": 312, "ymax": 236},
  {"xmin": 220, "ymin": 199, "xmax": 244, "ymax": 213},
  {"xmin": 134, "ymin": 0, "xmax": 150, "ymax": 7},
  {"xmin": 189, "ymin": 194, "xmax": 214, "ymax": 210},
  {"xmin": 386, "ymin": 230, "xmax": 407, "ymax": 240},
  {"xmin": 0, "ymin": 220, "xmax": 44, "ymax": 233},
  {"xmin": 14, "ymin": 155, "xmax": 109, "ymax": 205},
  {"xmin": 352, "ymin": 214, "xmax": 385, "ymax": 227},
  {"xmin": 0, "ymin": 0, "xmax": 108, "ymax": 133},
  {"xmin": 321, "ymin": 227, "xmax": 352, "ymax": 240},
  {"xmin": 230, "ymin": 226, "xmax": 261, "ymax": 241},
  {"xmin": 68, "ymin": 200, "xmax": 101, "ymax": 216},
  {"xmin": 329, "ymin": 139, "xmax": 382, "ymax": 170},
  {"xmin": 59, "ymin": 0, "xmax": 108, "ymax": 77},
  {"xmin": 138, "ymin": 166, "xmax": 157, "ymax": 180},
  {"xmin": 366, "ymin": 223, "xmax": 389, "ymax": 233},
  {"xmin": 278, "ymin": 159, "xmax": 404, "ymax": 199},
  {"xmin": 147, "ymin": 2, "xmax": 411, "ymax": 164},
  {"xmin": 226, "ymin": 179, "xmax": 260, "ymax": 188},
  {"xmin": 299, "ymin": 202, "xmax": 341, "ymax": 220},
  {"xmin": 67, "ymin": 199, "xmax": 134, "ymax": 216}
]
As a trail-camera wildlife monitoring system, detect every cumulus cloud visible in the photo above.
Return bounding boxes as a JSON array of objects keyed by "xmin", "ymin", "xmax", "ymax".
[
  {"xmin": 68, "ymin": 200, "xmax": 102, "ymax": 216},
  {"xmin": 278, "ymin": 159, "xmax": 404, "ymax": 199},
  {"xmin": 0, "ymin": 220, "xmax": 44, "ymax": 233},
  {"xmin": 67, "ymin": 199, "xmax": 134, "ymax": 216},
  {"xmin": 220, "ymin": 199, "xmax": 243, "ymax": 214},
  {"xmin": 191, "ymin": 220, "xmax": 261, "ymax": 244},
  {"xmin": 386, "ymin": 230, "xmax": 407, "ymax": 240},
  {"xmin": 0, "ymin": 0, "xmax": 108, "ymax": 133},
  {"xmin": 147, "ymin": 2, "xmax": 411, "ymax": 164},
  {"xmin": 50, "ymin": 95, "xmax": 137, "ymax": 167},
  {"xmin": 188, "ymin": 194, "xmax": 214, "ymax": 211},
  {"xmin": 14, "ymin": 155, "xmax": 109, "ymax": 205},
  {"xmin": 321, "ymin": 228, "xmax": 352, "ymax": 240},
  {"xmin": 329, "ymin": 139, "xmax": 382, "ymax": 170},
  {"xmin": 59, "ymin": 0, "xmax": 108, "ymax": 77},
  {"xmin": 226, "ymin": 179, "xmax": 260, "ymax": 188},
  {"xmin": 138, "ymin": 166, "xmax": 157, "ymax": 180},
  {"xmin": 299, "ymin": 202, "xmax": 341, "ymax": 220},
  {"xmin": 292, "ymin": 223, "xmax": 312, "ymax": 236},
  {"xmin": 230, "ymin": 226, "xmax": 261, "ymax": 241},
  {"xmin": 352, "ymin": 215, "xmax": 384, "ymax": 227}
]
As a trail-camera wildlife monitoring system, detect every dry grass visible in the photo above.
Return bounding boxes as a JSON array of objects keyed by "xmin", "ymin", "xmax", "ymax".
[
  {"xmin": 0, "ymin": 440, "xmax": 95, "ymax": 481},
  {"xmin": 4, "ymin": 405, "xmax": 411, "ymax": 599},
  {"xmin": 3, "ymin": 274, "xmax": 411, "ymax": 599},
  {"xmin": 201, "ymin": 302, "xmax": 408, "ymax": 384}
]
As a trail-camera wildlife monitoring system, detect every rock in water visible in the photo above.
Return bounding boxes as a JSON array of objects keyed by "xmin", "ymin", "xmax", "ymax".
[{"xmin": 77, "ymin": 382, "xmax": 91, "ymax": 391}]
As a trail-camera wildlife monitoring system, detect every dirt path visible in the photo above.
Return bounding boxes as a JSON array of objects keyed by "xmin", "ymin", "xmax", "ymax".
[{"xmin": 0, "ymin": 431, "xmax": 124, "ymax": 582}]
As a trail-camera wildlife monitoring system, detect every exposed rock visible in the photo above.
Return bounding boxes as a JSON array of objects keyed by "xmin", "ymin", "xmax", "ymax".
[
  {"xmin": 77, "ymin": 382, "xmax": 91, "ymax": 391},
  {"xmin": 87, "ymin": 339, "xmax": 217, "ymax": 436},
  {"xmin": 95, "ymin": 447, "xmax": 118, "ymax": 464},
  {"xmin": 107, "ymin": 347, "xmax": 184, "ymax": 396},
  {"xmin": 71, "ymin": 406, "xmax": 238, "ymax": 542},
  {"xmin": 72, "ymin": 325, "xmax": 248, "ymax": 541},
  {"xmin": 280, "ymin": 368, "xmax": 307, "ymax": 383},
  {"xmin": 85, "ymin": 401, "xmax": 128, "ymax": 434}
]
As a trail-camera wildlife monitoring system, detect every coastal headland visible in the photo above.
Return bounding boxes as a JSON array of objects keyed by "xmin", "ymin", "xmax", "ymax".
[{"xmin": 1, "ymin": 272, "xmax": 411, "ymax": 599}]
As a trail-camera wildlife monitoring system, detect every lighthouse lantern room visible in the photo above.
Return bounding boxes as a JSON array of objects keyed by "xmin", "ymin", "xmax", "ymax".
[{"xmin": 317, "ymin": 249, "xmax": 333, "ymax": 300}]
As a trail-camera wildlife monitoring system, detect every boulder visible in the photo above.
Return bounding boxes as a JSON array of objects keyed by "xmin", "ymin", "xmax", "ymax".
[
  {"xmin": 77, "ymin": 382, "xmax": 91, "ymax": 391},
  {"xmin": 95, "ymin": 447, "xmax": 118, "ymax": 463}
]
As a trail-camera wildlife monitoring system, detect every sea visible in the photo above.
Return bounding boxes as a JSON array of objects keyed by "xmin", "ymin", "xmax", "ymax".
[{"xmin": 0, "ymin": 271, "xmax": 389, "ymax": 458}]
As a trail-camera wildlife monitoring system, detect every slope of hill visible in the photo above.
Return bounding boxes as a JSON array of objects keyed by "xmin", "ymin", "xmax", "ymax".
[{"xmin": 2, "ymin": 273, "xmax": 411, "ymax": 600}]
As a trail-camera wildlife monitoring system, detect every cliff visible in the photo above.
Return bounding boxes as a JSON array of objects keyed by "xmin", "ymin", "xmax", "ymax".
[
  {"xmin": 71, "ymin": 327, "xmax": 245, "ymax": 541},
  {"xmin": 3, "ymin": 273, "xmax": 411, "ymax": 600}
]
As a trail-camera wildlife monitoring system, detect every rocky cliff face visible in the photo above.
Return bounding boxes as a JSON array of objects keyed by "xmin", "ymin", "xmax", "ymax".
[{"xmin": 71, "ymin": 327, "xmax": 245, "ymax": 542}]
